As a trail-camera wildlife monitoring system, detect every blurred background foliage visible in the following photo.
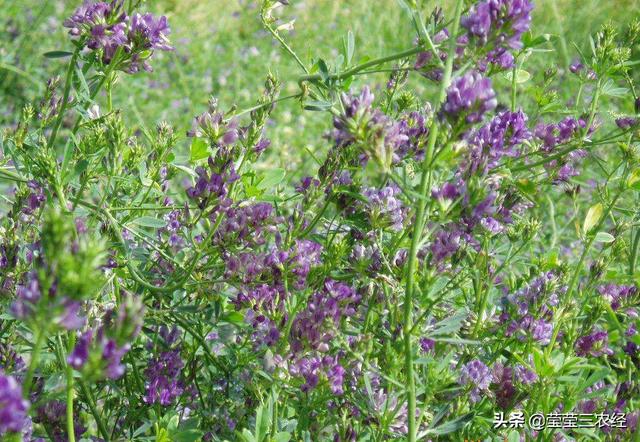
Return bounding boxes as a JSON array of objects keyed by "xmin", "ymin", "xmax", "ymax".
[{"xmin": 2, "ymin": 0, "xmax": 639, "ymax": 172}]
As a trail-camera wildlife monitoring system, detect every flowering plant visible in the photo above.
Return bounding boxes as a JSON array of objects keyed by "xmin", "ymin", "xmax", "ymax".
[{"xmin": 0, "ymin": 0, "xmax": 639, "ymax": 441}]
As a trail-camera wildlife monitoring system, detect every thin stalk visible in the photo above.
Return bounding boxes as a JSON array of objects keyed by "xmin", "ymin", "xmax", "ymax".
[
  {"xmin": 261, "ymin": 9, "xmax": 308, "ymax": 74},
  {"xmin": 630, "ymin": 226, "xmax": 640, "ymax": 276},
  {"xmin": 297, "ymin": 45, "xmax": 427, "ymax": 90},
  {"xmin": 47, "ymin": 49, "xmax": 79, "ymax": 149},
  {"xmin": 66, "ymin": 333, "xmax": 77, "ymax": 442},
  {"xmin": 545, "ymin": 186, "xmax": 626, "ymax": 358},
  {"xmin": 510, "ymin": 55, "xmax": 519, "ymax": 112},
  {"xmin": 79, "ymin": 378, "xmax": 110, "ymax": 441},
  {"xmin": 402, "ymin": 0, "xmax": 463, "ymax": 440},
  {"xmin": 23, "ymin": 326, "xmax": 47, "ymax": 396}
]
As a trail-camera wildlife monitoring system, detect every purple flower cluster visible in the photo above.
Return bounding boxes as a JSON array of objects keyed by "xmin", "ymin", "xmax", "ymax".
[
  {"xmin": 598, "ymin": 284, "xmax": 638, "ymax": 311},
  {"xmin": 290, "ymin": 354, "xmax": 346, "ymax": 395},
  {"xmin": 35, "ymin": 400, "xmax": 86, "ymax": 442},
  {"xmin": 534, "ymin": 117, "xmax": 589, "ymax": 181},
  {"xmin": 67, "ymin": 294, "xmax": 144, "ymax": 379},
  {"xmin": 290, "ymin": 279, "xmax": 360, "ymax": 353},
  {"xmin": 459, "ymin": 359, "xmax": 493, "ymax": 402},
  {"xmin": 615, "ymin": 117, "xmax": 638, "ymax": 130},
  {"xmin": 186, "ymin": 157, "xmax": 239, "ymax": 210},
  {"xmin": 535, "ymin": 117, "xmax": 587, "ymax": 151},
  {"xmin": 244, "ymin": 309, "xmax": 281, "ymax": 348},
  {"xmin": 22, "ymin": 181, "xmax": 46, "ymax": 216},
  {"xmin": 144, "ymin": 348, "xmax": 185, "ymax": 406},
  {"xmin": 10, "ymin": 272, "xmax": 85, "ymax": 330},
  {"xmin": 187, "ymin": 105, "xmax": 239, "ymax": 146},
  {"xmin": 0, "ymin": 371, "xmax": 30, "ymax": 436},
  {"xmin": 0, "ymin": 345, "xmax": 26, "ymax": 376},
  {"xmin": 359, "ymin": 185, "xmax": 406, "ymax": 231},
  {"xmin": 215, "ymin": 202, "xmax": 282, "ymax": 247},
  {"xmin": 461, "ymin": 0, "xmax": 534, "ymax": 69},
  {"xmin": 464, "ymin": 110, "xmax": 531, "ymax": 174},
  {"xmin": 225, "ymin": 239, "xmax": 322, "ymax": 289},
  {"xmin": 64, "ymin": 1, "xmax": 172, "ymax": 72},
  {"xmin": 442, "ymin": 72, "xmax": 497, "ymax": 124},
  {"xmin": 575, "ymin": 328, "xmax": 614, "ymax": 358},
  {"xmin": 414, "ymin": 29, "xmax": 450, "ymax": 81},
  {"xmin": 331, "ymin": 88, "xmax": 432, "ymax": 165},
  {"xmin": 500, "ymin": 272, "xmax": 564, "ymax": 345}
]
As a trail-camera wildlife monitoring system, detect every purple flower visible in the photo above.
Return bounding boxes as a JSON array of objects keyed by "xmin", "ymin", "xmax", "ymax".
[
  {"xmin": 0, "ymin": 371, "xmax": 30, "ymax": 436},
  {"xmin": 360, "ymin": 185, "xmax": 406, "ymax": 231},
  {"xmin": 64, "ymin": 1, "xmax": 128, "ymax": 64},
  {"xmin": 0, "ymin": 345, "xmax": 26, "ymax": 376},
  {"xmin": 443, "ymin": 72, "xmax": 497, "ymax": 123},
  {"xmin": 464, "ymin": 110, "xmax": 531, "ymax": 174},
  {"xmin": 531, "ymin": 319, "xmax": 553, "ymax": 345},
  {"xmin": 144, "ymin": 349, "xmax": 185, "ymax": 406},
  {"xmin": 215, "ymin": 202, "xmax": 281, "ymax": 247},
  {"xmin": 598, "ymin": 284, "xmax": 637, "ymax": 310},
  {"xmin": 575, "ymin": 328, "xmax": 614, "ymax": 357},
  {"xmin": 35, "ymin": 400, "xmax": 85, "ymax": 442},
  {"xmin": 68, "ymin": 330, "xmax": 92, "ymax": 369},
  {"xmin": 570, "ymin": 60, "xmax": 584, "ymax": 74},
  {"xmin": 419, "ymin": 338, "xmax": 435, "ymax": 354},
  {"xmin": 129, "ymin": 13, "xmax": 173, "ymax": 51},
  {"xmin": 515, "ymin": 364, "xmax": 538, "ymax": 385},
  {"xmin": 460, "ymin": 359, "xmax": 493, "ymax": 389},
  {"xmin": 615, "ymin": 117, "xmax": 638, "ymax": 130},
  {"xmin": 290, "ymin": 279, "xmax": 359, "ymax": 353},
  {"xmin": 462, "ymin": 0, "xmax": 534, "ymax": 69}
]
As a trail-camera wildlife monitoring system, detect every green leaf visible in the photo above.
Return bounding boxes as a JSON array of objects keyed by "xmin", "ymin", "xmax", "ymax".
[
  {"xmin": 273, "ymin": 432, "xmax": 291, "ymax": 442},
  {"xmin": 422, "ymin": 412, "xmax": 474, "ymax": 436},
  {"xmin": 130, "ymin": 216, "xmax": 166, "ymax": 228},
  {"xmin": 190, "ymin": 137, "xmax": 209, "ymax": 163},
  {"xmin": 583, "ymin": 203, "xmax": 603, "ymax": 234},
  {"xmin": 426, "ymin": 309, "xmax": 467, "ymax": 337},
  {"xmin": 43, "ymin": 50, "xmax": 73, "ymax": 58},
  {"xmin": 258, "ymin": 168, "xmax": 286, "ymax": 190},
  {"xmin": 503, "ymin": 69, "xmax": 531, "ymax": 83},
  {"xmin": 172, "ymin": 430, "xmax": 204, "ymax": 442},
  {"xmin": 508, "ymin": 430, "xmax": 521, "ymax": 442},
  {"xmin": 346, "ymin": 30, "xmax": 355, "ymax": 65},
  {"xmin": 239, "ymin": 429, "xmax": 256, "ymax": 442},
  {"xmin": 174, "ymin": 164, "xmax": 198, "ymax": 178},
  {"xmin": 627, "ymin": 169, "xmax": 640, "ymax": 189},
  {"xmin": 601, "ymin": 79, "xmax": 629, "ymax": 97},
  {"xmin": 222, "ymin": 311, "xmax": 245, "ymax": 326},
  {"xmin": 255, "ymin": 404, "xmax": 271, "ymax": 442},
  {"xmin": 594, "ymin": 231, "xmax": 615, "ymax": 243},
  {"xmin": 318, "ymin": 59, "xmax": 329, "ymax": 81},
  {"xmin": 577, "ymin": 368, "xmax": 610, "ymax": 394},
  {"xmin": 522, "ymin": 32, "xmax": 554, "ymax": 48},
  {"xmin": 303, "ymin": 100, "xmax": 333, "ymax": 111}
]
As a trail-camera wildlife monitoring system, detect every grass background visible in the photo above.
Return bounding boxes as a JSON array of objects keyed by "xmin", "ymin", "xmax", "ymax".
[{"xmin": 2, "ymin": 0, "xmax": 639, "ymax": 171}]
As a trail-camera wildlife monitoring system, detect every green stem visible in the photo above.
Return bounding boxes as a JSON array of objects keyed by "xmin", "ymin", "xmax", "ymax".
[
  {"xmin": 106, "ymin": 73, "xmax": 113, "ymax": 112},
  {"xmin": 630, "ymin": 226, "xmax": 640, "ymax": 276},
  {"xmin": 78, "ymin": 379, "xmax": 111, "ymax": 441},
  {"xmin": 66, "ymin": 332, "xmax": 77, "ymax": 442},
  {"xmin": 545, "ymin": 186, "xmax": 626, "ymax": 358},
  {"xmin": 510, "ymin": 55, "xmax": 519, "ymax": 112},
  {"xmin": 23, "ymin": 326, "xmax": 47, "ymax": 396},
  {"xmin": 47, "ymin": 49, "xmax": 80, "ymax": 149},
  {"xmin": 261, "ymin": 7, "xmax": 309, "ymax": 74},
  {"xmin": 297, "ymin": 45, "xmax": 426, "ymax": 90},
  {"xmin": 402, "ymin": 0, "xmax": 464, "ymax": 440}
]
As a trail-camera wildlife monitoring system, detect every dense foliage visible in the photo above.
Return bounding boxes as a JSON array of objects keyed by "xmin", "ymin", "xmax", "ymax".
[{"xmin": 1, "ymin": 0, "xmax": 639, "ymax": 441}]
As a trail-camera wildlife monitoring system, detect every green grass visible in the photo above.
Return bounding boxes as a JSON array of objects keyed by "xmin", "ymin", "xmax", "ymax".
[{"xmin": 1, "ymin": 0, "xmax": 638, "ymax": 172}]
